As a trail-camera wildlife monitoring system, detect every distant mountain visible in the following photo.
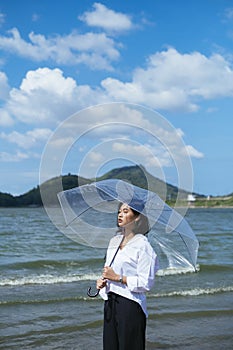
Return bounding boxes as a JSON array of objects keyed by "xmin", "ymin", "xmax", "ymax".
[
  {"xmin": 0, "ymin": 165, "xmax": 203, "ymax": 207},
  {"xmin": 96, "ymin": 164, "xmax": 197, "ymax": 200}
]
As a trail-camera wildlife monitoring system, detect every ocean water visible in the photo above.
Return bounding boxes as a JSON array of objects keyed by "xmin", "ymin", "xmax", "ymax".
[{"xmin": 0, "ymin": 207, "xmax": 232, "ymax": 349}]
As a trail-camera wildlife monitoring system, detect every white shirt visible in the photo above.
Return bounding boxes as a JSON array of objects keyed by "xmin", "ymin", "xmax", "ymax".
[{"xmin": 99, "ymin": 233, "xmax": 159, "ymax": 317}]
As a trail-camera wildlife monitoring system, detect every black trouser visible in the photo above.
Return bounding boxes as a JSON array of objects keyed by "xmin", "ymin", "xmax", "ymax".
[{"xmin": 103, "ymin": 292, "xmax": 146, "ymax": 350}]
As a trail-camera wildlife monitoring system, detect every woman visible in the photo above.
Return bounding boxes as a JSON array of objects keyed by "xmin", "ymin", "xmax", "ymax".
[{"xmin": 96, "ymin": 202, "xmax": 159, "ymax": 350}]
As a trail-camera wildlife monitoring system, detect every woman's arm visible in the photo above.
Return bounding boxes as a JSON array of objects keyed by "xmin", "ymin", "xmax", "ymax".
[
  {"xmin": 102, "ymin": 266, "xmax": 127, "ymax": 285},
  {"xmin": 126, "ymin": 245, "xmax": 159, "ymax": 293},
  {"xmin": 102, "ymin": 244, "xmax": 159, "ymax": 292}
]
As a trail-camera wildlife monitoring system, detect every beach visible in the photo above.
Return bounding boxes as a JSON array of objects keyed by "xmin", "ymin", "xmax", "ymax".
[{"xmin": 0, "ymin": 207, "xmax": 232, "ymax": 349}]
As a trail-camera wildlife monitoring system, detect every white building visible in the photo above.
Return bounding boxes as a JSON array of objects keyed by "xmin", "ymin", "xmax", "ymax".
[{"xmin": 187, "ymin": 194, "xmax": 196, "ymax": 202}]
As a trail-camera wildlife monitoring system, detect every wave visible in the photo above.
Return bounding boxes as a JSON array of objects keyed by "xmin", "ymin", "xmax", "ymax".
[
  {"xmin": 1, "ymin": 286, "xmax": 232, "ymax": 307},
  {"xmin": 0, "ymin": 265, "xmax": 199, "ymax": 287},
  {"xmin": 150, "ymin": 285, "xmax": 233, "ymax": 298},
  {"xmin": 156, "ymin": 265, "xmax": 200, "ymax": 276},
  {"xmin": 0, "ymin": 262, "xmax": 200, "ymax": 287},
  {"xmin": 0, "ymin": 263, "xmax": 231, "ymax": 288},
  {"xmin": 1, "ymin": 272, "xmax": 233, "ymax": 303},
  {"xmin": 0, "ymin": 273, "xmax": 98, "ymax": 286},
  {"xmin": 3, "ymin": 265, "xmax": 229, "ymax": 287},
  {"xmin": 156, "ymin": 264, "xmax": 233, "ymax": 276}
]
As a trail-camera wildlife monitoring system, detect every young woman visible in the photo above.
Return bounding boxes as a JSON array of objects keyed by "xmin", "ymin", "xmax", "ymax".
[{"xmin": 96, "ymin": 203, "xmax": 159, "ymax": 350}]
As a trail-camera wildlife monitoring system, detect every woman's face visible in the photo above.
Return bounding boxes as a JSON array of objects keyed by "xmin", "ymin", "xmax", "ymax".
[{"xmin": 118, "ymin": 203, "xmax": 138, "ymax": 229}]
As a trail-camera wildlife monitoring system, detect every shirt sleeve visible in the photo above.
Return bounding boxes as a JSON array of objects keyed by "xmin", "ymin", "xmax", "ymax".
[{"xmin": 126, "ymin": 243, "xmax": 159, "ymax": 293}]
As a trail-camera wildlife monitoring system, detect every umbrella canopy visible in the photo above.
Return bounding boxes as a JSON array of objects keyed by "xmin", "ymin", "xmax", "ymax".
[{"xmin": 57, "ymin": 179, "xmax": 199, "ymax": 272}]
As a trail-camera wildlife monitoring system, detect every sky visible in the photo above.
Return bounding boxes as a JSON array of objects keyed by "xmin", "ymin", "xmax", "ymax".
[{"xmin": 0, "ymin": 0, "xmax": 233, "ymax": 197}]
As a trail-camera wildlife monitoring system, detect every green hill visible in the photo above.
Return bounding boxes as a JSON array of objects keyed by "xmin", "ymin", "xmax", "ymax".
[
  {"xmin": 0, "ymin": 164, "xmax": 216, "ymax": 208},
  {"xmin": 0, "ymin": 174, "xmax": 90, "ymax": 207},
  {"xmin": 96, "ymin": 165, "xmax": 194, "ymax": 200}
]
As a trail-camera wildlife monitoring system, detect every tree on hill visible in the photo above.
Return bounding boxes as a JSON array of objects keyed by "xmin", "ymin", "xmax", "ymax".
[
  {"xmin": 0, "ymin": 192, "xmax": 16, "ymax": 207},
  {"xmin": 0, "ymin": 165, "xmax": 204, "ymax": 207}
]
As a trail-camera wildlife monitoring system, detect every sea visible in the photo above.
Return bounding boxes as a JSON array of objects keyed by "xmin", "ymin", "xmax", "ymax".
[{"xmin": 0, "ymin": 207, "xmax": 232, "ymax": 350}]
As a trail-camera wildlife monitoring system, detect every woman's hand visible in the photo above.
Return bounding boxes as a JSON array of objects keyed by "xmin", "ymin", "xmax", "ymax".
[
  {"xmin": 96, "ymin": 278, "xmax": 107, "ymax": 290},
  {"xmin": 96, "ymin": 265, "xmax": 119, "ymax": 290},
  {"xmin": 102, "ymin": 266, "xmax": 119, "ymax": 281}
]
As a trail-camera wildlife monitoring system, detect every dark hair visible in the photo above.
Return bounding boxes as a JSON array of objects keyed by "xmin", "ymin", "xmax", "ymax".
[{"xmin": 117, "ymin": 202, "xmax": 150, "ymax": 235}]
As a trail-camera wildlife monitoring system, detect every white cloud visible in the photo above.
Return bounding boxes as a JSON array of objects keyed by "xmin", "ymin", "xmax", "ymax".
[
  {"xmin": 1, "ymin": 86, "xmax": 204, "ymax": 171},
  {"xmin": 78, "ymin": 136, "xmax": 179, "ymax": 181},
  {"xmin": 0, "ymin": 150, "xmax": 29, "ymax": 162},
  {"xmin": 50, "ymin": 136, "xmax": 76, "ymax": 149},
  {"xmin": 185, "ymin": 145, "xmax": 204, "ymax": 158},
  {"xmin": 0, "ymin": 13, "xmax": 5, "ymax": 27},
  {"xmin": 111, "ymin": 140, "xmax": 186, "ymax": 168},
  {"xmin": 5, "ymin": 67, "xmax": 107, "ymax": 125},
  {"xmin": 2, "ymin": 48, "xmax": 233, "ymax": 134},
  {"xmin": 2, "ymin": 48, "xmax": 233, "ymax": 126},
  {"xmin": 79, "ymin": 2, "xmax": 133, "ymax": 32},
  {"xmin": 0, "ymin": 109, "xmax": 14, "ymax": 126},
  {"xmin": 0, "ymin": 28, "xmax": 120, "ymax": 70},
  {"xmin": 0, "ymin": 71, "xmax": 10, "ymax": 100},
  {"xmin": 88, "ymin": 151, "xmax": 105, "ymax": 165},
  {"xmin": 101, "ymin": 48, "xmax": 233, "ymax": 112},
  {"xmin": 206, "ymin": 107, "xmax": 218, "ymax": 113},
  {"xmin": 112, "ymin": 141, "xmax": 164, "ymax": 167},
  {"xmin": 0, "ymin": 128, "xmax": 52, "ymax": 149}
]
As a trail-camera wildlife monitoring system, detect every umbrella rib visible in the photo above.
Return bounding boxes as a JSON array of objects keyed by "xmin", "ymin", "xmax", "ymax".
[
  {"xmin": 64, "ymin": 206, "xmax": 90, "ymax": 227},
  {"xmin": 177, "ymin": 232, "xmax": 198, "ymax": 271},
  {"xmin": 64, "ymin": 198, "xmax": 107, "ymax": 227}
]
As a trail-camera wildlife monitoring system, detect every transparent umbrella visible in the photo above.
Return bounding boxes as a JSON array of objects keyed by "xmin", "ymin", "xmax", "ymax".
[{"xmin": 57, "ymin": 179, "xmax": 199, "ymax": 296}]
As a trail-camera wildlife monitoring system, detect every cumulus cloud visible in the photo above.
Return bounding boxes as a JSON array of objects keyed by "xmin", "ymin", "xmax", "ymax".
[
  {"xmin": 185, "ymin": 145, "xmax": 204, "ymax": 158},
  {"xmin": 0, "ymin": 71, "xmax": 10, "ymax": 100},
  {"xmin": 112, "ymin": 141, "xmax": 165, "ymax": 168},
  {"xmin": 88, "ymin": 150, "xmax": 105, "ymax": 167},
  {"xmin": 101, "ymin": 48, "xmax": 233, "ymax": 112},
  {"xmin": 78, "ymin": 133, "xmax": 193, "ymax": 181},
  {"xmin": 55, "ymin": 102, "xmax": 203, "ymax": 182},
  {"xmin": 0, "ymin": 128, "xmax": 52, "ymax": 149},
  {"xmin": 79, "ymin": 2, "xmax": 133, "ymax": 32},
  {"xmin": 0, "ymin": 150, "xmax": 29, "ymax": 162},
  {"xmin": 5, "ymin": 67, "xmax": 107, "ymax": 125},
  {"xmin": 2, "ymin": 48, "xmax": 233, "ymax": 129},
  {"xmin": 2, "ymin": 46, "xmax": 233, "ymax": 171},
  {"xmin": 0, "ymin": 109, "xmax": 13, "ymax": 126},
  {"xmin": 0, "ymin": 28, "xmax": 120, "ymax": 70}
]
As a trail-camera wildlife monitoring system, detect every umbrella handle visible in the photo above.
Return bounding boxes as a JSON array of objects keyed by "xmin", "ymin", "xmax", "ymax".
[
  {"xmin": 87, "ymin": 236, "xmax": 124, "ymax": 298},
  {"xmin": 87, "ymin": 286, "xmax": 100, "ymax": 298}
]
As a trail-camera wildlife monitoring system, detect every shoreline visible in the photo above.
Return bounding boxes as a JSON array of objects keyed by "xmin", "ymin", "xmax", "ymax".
[
  {"xmin": 187, "ymin": 205, "xmax": 233, "ymax": 209},
  {"xmin": 0, "ymin": 204, "xmax": 233, "ymax": 209}
]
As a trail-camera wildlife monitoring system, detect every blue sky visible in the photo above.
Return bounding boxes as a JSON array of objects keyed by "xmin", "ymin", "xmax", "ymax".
[{"xmin": 0, "ymin": 0, "xmax": 233, "ymax": 196}]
